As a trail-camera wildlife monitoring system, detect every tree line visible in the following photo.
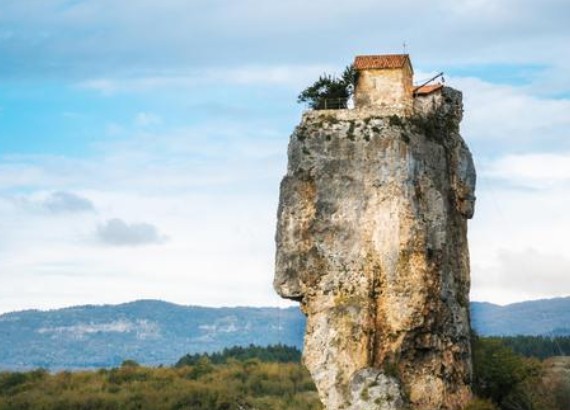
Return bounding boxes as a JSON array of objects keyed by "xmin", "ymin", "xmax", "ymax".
[
  {"xmin": 487, "ymin": 335, "xmax": 570, "ymax": 360},
  {"xmin": 175, "ymin": 344, "xmax": 302, "ymax": 367}
]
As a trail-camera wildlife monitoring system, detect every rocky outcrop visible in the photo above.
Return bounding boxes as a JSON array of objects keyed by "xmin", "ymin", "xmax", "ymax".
[{"xmin": 274, "ymin": 87, "xmax": 476, "ymax": 409}]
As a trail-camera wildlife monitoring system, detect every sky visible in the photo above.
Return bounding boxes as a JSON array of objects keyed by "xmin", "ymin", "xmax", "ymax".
[{"xmin": 1, "ymin": 0, "xmax": 569, "ymax": 314}]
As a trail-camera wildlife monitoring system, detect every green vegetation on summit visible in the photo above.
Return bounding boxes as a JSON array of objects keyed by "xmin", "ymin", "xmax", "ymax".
[{"xmin": 297, "ymin": 65, "xmax": 357, "ymax": 110}]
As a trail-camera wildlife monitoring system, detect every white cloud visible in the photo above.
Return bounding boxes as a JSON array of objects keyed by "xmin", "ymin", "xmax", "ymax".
[
  {"xmin": 469, "ymin": 168, "xmax": 570, "ymax": 304},
  {"xmin": 482, "ymin": 153, "xmax": 570, "ymax": 188},
  {"xmin": 3, "ymin": 191, "xmax": 95, "ymax": 214},
  {"xmin": 0, "ymin": 121, "xmax": 288, "ymax": 313},
  {"xmin": 43, "ymin": 191, "xmax": 95, "ymax": 213},
  {"xmin": 96, "ymin": 218, "xmax": 166, "ymax": 246},
  {"xmin": 3, "ymin": 0, "xmax": 569, "ymax": 87},
  {"xmin": 471, "ymin": 249, "xmax": 570, "ymax": 304},
  {"xmin": 0, "ymin": 187, "xmax": 286, "ymax": 313},
  {"xmin": 134, "ymin": 112, "xmax": 162, "ymax": 127},
  {"xmin": 105, "ymin": 122, "xmax": 124, "ymax": 136},
  {"xmin": 454, "ymin": 76, "xmax": 570, "ymax": 147},
  {"xmin": 77, "ymin": 64, "xmax": 336, "ymax": 95},
  {"xmin": 2, "ymin": 73, "xmax": 570, "ymax": 311},
  {"xmin": 1, "ymin": 0, "xmax": 570, "ymax": 313},
  {"xmin": 78, "ymin": 79, "xmax": 118, "ymax": 96}
]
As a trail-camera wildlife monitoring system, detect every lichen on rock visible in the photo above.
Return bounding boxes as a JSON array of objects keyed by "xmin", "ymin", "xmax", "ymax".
[{"xmin": 274, "ymin": 87, "xmax": 476, "ymax": 409}]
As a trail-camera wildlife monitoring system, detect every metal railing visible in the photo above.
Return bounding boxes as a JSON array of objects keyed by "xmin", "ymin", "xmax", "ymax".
[{"xmin": 313, "ymin": 97, "xmax": 350, "ymax": 110}]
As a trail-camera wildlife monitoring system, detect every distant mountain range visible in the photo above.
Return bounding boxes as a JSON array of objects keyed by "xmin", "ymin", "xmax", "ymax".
[
  {"xmin": 0, "ymin": 301, "xmax": 303, "ymax": 371},
  {"xmin": 471, "ymin": 297, "xmax": 570, "ymax": 336},
  {"xmin": 0, "ymin": 297, "xmax": 568, "ymax": 370}
]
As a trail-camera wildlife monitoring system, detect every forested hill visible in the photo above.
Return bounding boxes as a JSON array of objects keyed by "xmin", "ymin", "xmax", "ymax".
[
  {"xmin": 471, "ymin": 297, "xmax": 570, "ymax": 336},
  {"xmin": 0, "ymin": 301, "xmax": 304, "ymax": 370},
  {"xmin": 0, "ymin": 297, "xmax": 568, "ymax": 370}
]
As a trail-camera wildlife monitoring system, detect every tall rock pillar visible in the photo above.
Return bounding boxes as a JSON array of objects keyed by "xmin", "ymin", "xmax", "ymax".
[{"xmin": 274, "ymin": 87, "xmax": 476, "ymax": 409}]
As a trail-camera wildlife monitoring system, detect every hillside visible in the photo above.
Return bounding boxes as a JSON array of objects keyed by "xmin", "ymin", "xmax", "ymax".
[
  {"xmin": 471, "ymin": 297, "xmax": 570, "ymax": 336},
  {"xmin": 0, "ymin": 297, "xmax": 568, "ymax": 370},
  {"xmin": 0, "ymin": 300, "xmax": 303, "ymax": 370}
]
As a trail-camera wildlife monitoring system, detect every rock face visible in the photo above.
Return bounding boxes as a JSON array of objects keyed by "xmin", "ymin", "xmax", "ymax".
[{"xmin": 274, "ymin": 87, "xmax": 476, "ymax": 409}]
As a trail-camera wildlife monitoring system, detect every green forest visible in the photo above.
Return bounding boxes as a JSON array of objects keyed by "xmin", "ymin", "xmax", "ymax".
[
  {"xmin": 0, "ymin": 339, "xmax": 568, "ymax": 410},
  {"xmin": 468, "ymin": 336, "xmax": 569, "ymax": 410},
  {"xmin": 0, "ymin": 345, "xmax": 320, "ymax": 410},
  {"xmin": 485, "ymin": 336, "xmax": 569, "ymax": 360}
]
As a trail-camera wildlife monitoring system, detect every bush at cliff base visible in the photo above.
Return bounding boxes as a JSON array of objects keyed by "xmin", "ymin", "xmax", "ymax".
[
  {"xmin": 471, "ymin": 335, "xmax": 562, "ymax": 410},
  {"xmin": 465, "ymin": 398, "xmax": 499, "ymax": 410}
]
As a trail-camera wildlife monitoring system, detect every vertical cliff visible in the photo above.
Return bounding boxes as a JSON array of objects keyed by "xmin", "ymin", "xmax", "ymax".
[{"xmin": 274, "ymin": 87, "xmax": 476, "ymax": 410}]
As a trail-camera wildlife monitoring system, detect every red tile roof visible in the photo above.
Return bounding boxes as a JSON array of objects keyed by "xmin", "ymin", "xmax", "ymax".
[
  {"xmin": 353, "ymin": 54, "xmax": 412, "ymax": 71},
  {"xmin": 414, "ymin": 83, "xmax": 444, "ymax": 96}
]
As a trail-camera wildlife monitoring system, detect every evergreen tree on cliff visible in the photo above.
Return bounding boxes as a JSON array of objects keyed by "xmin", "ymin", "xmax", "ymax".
[{"xmin": 297, "ymin": 65, "xmax": 357, "ymax": 110}]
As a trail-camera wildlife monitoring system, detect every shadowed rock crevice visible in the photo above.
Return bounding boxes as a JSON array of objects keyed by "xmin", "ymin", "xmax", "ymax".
[{"xmin": 274, "ymin": 87, "xmax": 476, "ymax": 409}]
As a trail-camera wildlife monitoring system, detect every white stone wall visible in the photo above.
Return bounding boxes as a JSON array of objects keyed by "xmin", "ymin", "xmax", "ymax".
[{"xmin": 354, "ymin": 66, "xmax": 414, "ymax": 115}]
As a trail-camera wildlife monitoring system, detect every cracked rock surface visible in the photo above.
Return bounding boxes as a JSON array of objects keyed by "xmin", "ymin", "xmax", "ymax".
[{"xmin": 274, "ymin": 87, "xmax": 476, "ymax": 409}]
